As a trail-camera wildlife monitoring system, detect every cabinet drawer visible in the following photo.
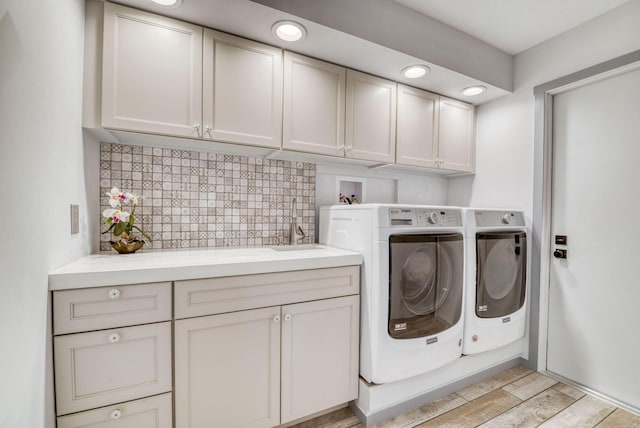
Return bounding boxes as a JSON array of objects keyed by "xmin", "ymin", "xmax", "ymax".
[
  {"xmin": 175, "ymin": 266, "xmax": 359, "ymax": 319},
  {"xmin": 54, "ymin": 322, "xmax": 172, "ymax": 415},
  {"xmin": 57, "ymin": 393, "xmax": 172, "ymax": 428},
  {"xmin": 53, "ymin": 282, "xmax": 171, "ymax": 335}
]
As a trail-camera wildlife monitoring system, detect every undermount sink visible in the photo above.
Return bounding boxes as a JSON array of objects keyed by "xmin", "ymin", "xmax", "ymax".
[{"xmin": 270, "ymin": 244, "xmax": 322, "ymax": 251}]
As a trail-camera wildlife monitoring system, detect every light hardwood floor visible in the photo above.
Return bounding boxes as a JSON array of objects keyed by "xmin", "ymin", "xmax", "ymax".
[{"xmin": 291, "ymin": 366, "xmax": 640, "ymax": 428}]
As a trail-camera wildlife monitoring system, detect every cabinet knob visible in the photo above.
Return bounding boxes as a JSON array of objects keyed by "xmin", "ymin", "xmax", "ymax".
[
  {"xmin": 338, "ymin": 145, "xmax": 346, "ymax": 154},
  {"xmin": 110, "ymin": 409, "xmax": 122, "ymax": 420},
  {"xmin": 193, "ymin": 123, "xmax": 201, "ymax": 136},
  {"xmin": 345, "ymin": 145, "xmax": 353, "ymax": 153},
  {"xmin": 108, "ymin": 289, "xmax": 120, "ymax": 299},
  {"xmin": 205, "ymin": 125, "xmax": 212, "ymax": 134},
  {"xmin": 273, "ymin": 315, "xmax": 280, "ymax": 322},
  {"xmin": 284, "ymin": 314, "xmax": 292, "ymax": 321},
  {"xmin": 108, "ymin": 333, "xmax": 120, "ymax": 343}
]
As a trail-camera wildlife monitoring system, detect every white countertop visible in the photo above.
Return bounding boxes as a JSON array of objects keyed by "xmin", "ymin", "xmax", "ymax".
[{"xmin": 48, "ymin": 245, "xmax": 363, "ymax": 290}]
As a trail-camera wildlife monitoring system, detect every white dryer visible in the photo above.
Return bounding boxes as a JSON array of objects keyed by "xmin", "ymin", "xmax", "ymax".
[
  {"xmin": 320, "ymin": 204, "xmax": 465, "ymax": 384},
  {"xmin": 462, "ymin": 209, "xmax": 528, "ymax": 355}
]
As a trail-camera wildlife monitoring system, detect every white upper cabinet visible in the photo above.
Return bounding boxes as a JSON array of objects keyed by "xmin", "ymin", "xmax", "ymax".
[
  {"xmin": 102, "ymin": 2, "xmax": 203, "ymax": 138},
  {"xmin": 346, "ymin": 70, "xmax": 397, "ymax": 163},
  {"xmin": 283, "ymin": 52, "xmax": 346, "ymax": 156},
  {"xmin": 396, "ymin": 84, "xmax": 439, "ymax": 168},
  {"xmin": 396, "ymin": 84, "xmax": 475, "ymax": 173},
  {"xmin": 438, "ymin": 96, "xmax": 476, "ymax": 172},
  {"xmin": 203, "ymin": 29, "xmax": 282, "ymax": 148}
]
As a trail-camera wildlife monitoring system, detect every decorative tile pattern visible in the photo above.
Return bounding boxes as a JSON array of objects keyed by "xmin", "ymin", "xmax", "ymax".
[{"xmin": 99, "ymin": 143, "xmax": 316, "ymax": 251}]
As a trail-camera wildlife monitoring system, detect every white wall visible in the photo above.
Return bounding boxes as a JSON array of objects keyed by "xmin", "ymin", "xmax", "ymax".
[
  {"xmin": 448, "ymin": 0, "xmax": 640, "ymax": 217},
  {"xmin": 0, "ymin": 1, "xmax": 89, "ymax": 427}
]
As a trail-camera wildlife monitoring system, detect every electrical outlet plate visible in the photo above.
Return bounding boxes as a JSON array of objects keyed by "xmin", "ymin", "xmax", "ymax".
[{"xmin": 70, "ymin": 204, "xmax": 79, "ymax": 235}]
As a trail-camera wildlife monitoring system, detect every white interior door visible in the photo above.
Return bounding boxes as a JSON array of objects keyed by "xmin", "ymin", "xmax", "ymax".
[{"xmin": 548, "ymin": 65, "xmax": 640, "ymax": 409}]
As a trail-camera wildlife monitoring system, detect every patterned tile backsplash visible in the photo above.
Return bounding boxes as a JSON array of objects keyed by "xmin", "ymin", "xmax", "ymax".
[{"xmin": 99, "ymin": 143, "xmax": 316, "ymax": 251}]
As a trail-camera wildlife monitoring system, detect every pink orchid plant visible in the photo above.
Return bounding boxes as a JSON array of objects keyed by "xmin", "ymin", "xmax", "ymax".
[{"xmin": 102, "ymin": 187, "xmax": 152, "ymax": 242}]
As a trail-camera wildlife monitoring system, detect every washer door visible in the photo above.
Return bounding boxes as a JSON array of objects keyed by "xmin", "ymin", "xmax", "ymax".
[
  {"xmin": 476, "ymin": 232, "xmax": 527, "ymax": 318},
  {"xmin": 388, "ymin": 234, "xmax": 463, "ymax": 339}
]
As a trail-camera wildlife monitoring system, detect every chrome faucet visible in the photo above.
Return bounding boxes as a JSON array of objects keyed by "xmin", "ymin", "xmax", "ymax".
[{"xmin": 289, "ymin": 197, "xmax": 305, "ymax": 245}]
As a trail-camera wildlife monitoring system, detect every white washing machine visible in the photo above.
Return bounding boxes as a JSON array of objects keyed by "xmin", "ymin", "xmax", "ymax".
[
  {"xmin": 462, "ymin": 209, "xmax": 528, "ymax": 355},
  {"xmin": 319, "ymin": 204, "xmax": 465, "ymax": 384}
]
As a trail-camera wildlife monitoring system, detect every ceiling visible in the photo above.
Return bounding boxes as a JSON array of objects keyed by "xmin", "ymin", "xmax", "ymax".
[
  {"xmin": 395, "ymin": 0, "xmax": 632, "ymax": 55},
  {"xmin": 110, "ymin": 0, "xmax": 631, "ymax": 104}
]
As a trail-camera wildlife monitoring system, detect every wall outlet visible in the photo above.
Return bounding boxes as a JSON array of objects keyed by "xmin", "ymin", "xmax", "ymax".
[{"xmin": 70, "ymin": 204, "xmax": 79, "ymax": 235}]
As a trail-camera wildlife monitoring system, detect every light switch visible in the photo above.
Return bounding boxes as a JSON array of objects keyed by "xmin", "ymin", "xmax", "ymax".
[{"xmin": 70, "ymin": 204, "xmax": 79, "ymax": 235}]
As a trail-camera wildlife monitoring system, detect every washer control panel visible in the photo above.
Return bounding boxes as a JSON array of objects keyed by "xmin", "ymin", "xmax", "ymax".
[
  {"xmin": 388, "ymin": 208, "xmax": 462, "ymax": 227},
  {"xmin": 474, "ymin": 210, "xmax": 526, "ymax": 227}
]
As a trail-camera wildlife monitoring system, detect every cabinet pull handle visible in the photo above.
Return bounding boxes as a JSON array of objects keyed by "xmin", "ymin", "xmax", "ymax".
[
  {"xmin": 284, "ymin": 314, "xmax": 292, "ymax": 321},
  {"xmin": 108, "ymin": 289, "xmax": 120, "ymax": 299},
  {"xmin": 273, "ymin": 315, "xmax": 280, "ymax": 322},
  {"xmin": 110, "ymin": 409, "xmax": 122, "ymax": 420},
  {"xmin": 108, "ymin": 333, "xmax": 120, "ymax": 343}
]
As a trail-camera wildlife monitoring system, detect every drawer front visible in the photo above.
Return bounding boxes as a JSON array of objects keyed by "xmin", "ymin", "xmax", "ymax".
[
  {"xmin": 53, "ymin": 282, "xmax": 172, "ymax": 334},
  {"xmin": 57, "ymin": 393, "xmax": 172, "ymax": 428},
  {"xmin": 175, "ymin": 266, "xmax": 359, "ymax": 319},
  {"xmin": 54, "ymin": 322, "xmax": 172, "ymax": 415}
]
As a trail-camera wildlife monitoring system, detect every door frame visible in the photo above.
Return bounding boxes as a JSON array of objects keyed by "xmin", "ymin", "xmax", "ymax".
[{"xmin": 530, "ymin": 50, "xmax": 640, "ymax": 375}]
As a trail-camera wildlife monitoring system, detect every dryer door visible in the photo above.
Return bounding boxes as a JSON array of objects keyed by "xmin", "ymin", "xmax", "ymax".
[
  {"xmin": 476, "ymin": 231, "xmax": 527, "ymax": 318},
  {"xmin": 388, "ymin": 234, "xmax": 463, "ymax": 339}
]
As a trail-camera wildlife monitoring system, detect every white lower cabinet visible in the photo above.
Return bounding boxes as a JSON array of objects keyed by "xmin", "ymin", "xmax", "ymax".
[
  {"xmin": 174, "ymin": 290, "xmax": 359, "ymax": 427},
  {"xmin": 56, "ymin": 393, "xmax": 172, "ymax": 428},
  {"xmin": 280, "ymin": 295, "xmax": 359, "ymax": 423},
  {"xmin": 174, "ymin": 306, "xmax": 281, "ymax": 428},
  {"xmin": 54, "ymin": 321, "xmax": 173, "ymax": 415}
]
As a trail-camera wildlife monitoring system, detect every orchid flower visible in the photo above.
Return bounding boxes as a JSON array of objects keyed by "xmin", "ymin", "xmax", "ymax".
[
  {"xmin": 102, "ymin": 188, "xmax": 151, "ymax": 244},
  {"xmin": 102, "ymin": 208, "xmax": 131, "ymax": 224}
]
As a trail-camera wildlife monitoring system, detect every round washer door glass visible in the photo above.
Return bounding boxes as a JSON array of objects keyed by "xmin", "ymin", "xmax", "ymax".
[
  {"xmin": 388, "ymin": 233, "xmax": 463, "ymax": 339},
  {"xmin": 400, "ymin": 245, "xmax": 452, "ymax": 315},
  {"xmin": 483, "ymin": 239, "xmax": 519, "ymax": 299},
  {"xmin": 475, "ymin": 231, "xmax": 527, "ymax": 318}
]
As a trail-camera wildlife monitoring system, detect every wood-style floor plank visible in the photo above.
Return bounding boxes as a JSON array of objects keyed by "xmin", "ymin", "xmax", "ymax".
[
  {"xmin": 456, "ymin": 365, "xmax": 533, "ymax": 401},
  {"xmin": 289, "ymin": 407, "xmax": 362, "ymax": 428},
  {"xmin": 414, "ymin": 389, "xmax": 521, "ymax": 428},
  {"xmin": 373, "ymin": 393, "xmax": 467, "ymax": 428},
  {"xmin": 553, "ymin": 382, "xmax": 587, "ymax": 400},
  {"xmin": 477, "ymin": 387, "xmax": 576, "ymax": 428},
  {"xmin": 596, "ymin": 408, "xmax": 640, "ymax": 427},
  {"xmin": 502, "ymin": 372, "xmax": 558, "ymax": 400},
  {"xmin": 538, "ymin": 395, "xmax": 616, "ymax": 428}
]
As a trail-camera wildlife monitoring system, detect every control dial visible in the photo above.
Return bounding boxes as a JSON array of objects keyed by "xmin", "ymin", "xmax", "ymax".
[
  {"xmin": 427, "ymin": 212, "xmax": 439, "ymax": 224},
  {"xmin": 501, "ymin": 214, "xmax": 512, "ymax": 225}
]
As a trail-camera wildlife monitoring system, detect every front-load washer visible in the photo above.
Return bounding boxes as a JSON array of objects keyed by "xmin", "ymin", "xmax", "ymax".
[
  {"xmin": 462, "ymin": 209, "xmax": 528, "ymax": 355},
  {"xmin": 319, "ymin": 204, "xmax": 464, "ymax": 384}
]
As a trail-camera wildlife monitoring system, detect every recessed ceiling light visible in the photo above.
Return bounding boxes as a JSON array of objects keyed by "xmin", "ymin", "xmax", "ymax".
[
  {"xmin": 151, "ymin": 0, "xmax": 182, "ymax": 7},
  {"xmin": 272, "ymin": 21, "xmax": 307, "ymax": 42},
  {"xmin": 461, "ymin": 86, "xmax": 487, "ymax": 96},
  {"xmin": 402, "ymin": 65, "xmax": 430, "ymax": 79}
]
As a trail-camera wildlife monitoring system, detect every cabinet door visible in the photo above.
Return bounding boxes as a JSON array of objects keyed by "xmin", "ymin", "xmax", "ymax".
[
  {"xmin": 102, "ymin": 2, "xmax": 203, "ymax": 138},
  {"xmin": 438, "ymin": 97, "xmax": 475, "ymax": 172},
  {"xmin": 57, "ymin": 393, "xmax": 172, "ymax": 428},
  {"xmin": 54, "ymin": 322, "xmax": 172, "ymax": 415},
  {"xmin": 175, "ymin": 306, "xmax": 281, "ymax": 428},
  {"xmin": 346, "ymin": 70, "xmax": 396, "ymax": 162},
  {"xmin": 203, "ymin": 29, "xmax": 282, "ymax": 148},
  {"xmin": 396, "ymin": 84, "xmax": 439, "ymax": 168},
  {"xmin": 283, "ymin": 52, "xmax": 346, "ymax": 156},
  {"xmin": 280, "ymin": 295, "xmax": 359, "ymax": 423}
]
